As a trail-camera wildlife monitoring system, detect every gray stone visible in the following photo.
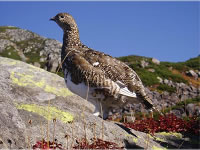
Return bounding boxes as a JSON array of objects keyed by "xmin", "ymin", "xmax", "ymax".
[
  {"xmin": 126, "ymin": 116, "xmax": 135, "ymax": 123},
  {"xmin": 189, "ymin": 92, "xmax": 197, "ymax": 98},
  {"xmin": 197, "ymin": 88, "xmax": 200, "ymax": 94},
  {"xmin": 152, "ymin": 58, "xmax": 160, "ymax": 65},
  {"xmin": 179, "ymin": 82, "xmax": 186, "ymax": 87},
  {"xmin": 33, "ymin": 62, "xmax": 40, "ymax": 68},
  {"xmin": 189, "ymin": 85, "xmax": 196, "ymax": 92},
  {"xmin": 183, "ymin": 90, "xmax": 189, "ymax": 95},
  {"xmin": 152, "ymin": 91, "xmax": 160, "ymax": 99},
  {"xmin": 140, "ymin": 60, "xmax": 149, "ymax": 68},
  {"xmin": 186, "ymin": 70, "xmax": 198, "ymax": 79},
  {"xmin": 164, "ymin": 79, "xmax": 169, "ymax": 84},
  {"xmin": 147, "ymin": 68, "xmax": 155, "ymax": 72},
  {"xmin": 170, "ymin": 93, "xmax": 179, "ymax": 102},
  {"xmin": 157, "ymin": 76, "xmax": 163, "ymax": 83},
  {"xmin": 144, "ymin": 87, "xmax": 151, "ymax": 94},
  {"xmin": 168, "ymin": 66, "xmax": 173, "ymax": 70},
  {"xmin": 39, "ymin": 57, "xmax": 45, "ymax": 62},
  {"xmin": 0, "ymin": 39, "xmax": 14, "ymax": 52},
  {"xmin": 163, "ymin": 91, "xmax": 169, "ymax": 96},
  {"xmin": 194, "ymin": 106, "xmax": 200, "ymax": 117},
  {"xmin": 17, "ymin": 49, "xmax": 27, "ymax": 62},
  {"xmin": 168, "ymin": 80, "xmax": 173, "ymax": 86},
  {"xmin": 186, "ymin": 103, "xmax": 195, "ymax": 116},
  {"xmin": 197, "ymin": 71, "xmax": 200, "ymax": 77},
  {"xmin": 34, "ymin": 92, "xmax": 56, "ymax": 102}
]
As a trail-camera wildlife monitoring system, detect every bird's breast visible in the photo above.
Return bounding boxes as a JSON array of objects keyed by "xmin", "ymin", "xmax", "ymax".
[{"xmin": 64, "ymin": 69, "xmax": 105, "ymax": 102}]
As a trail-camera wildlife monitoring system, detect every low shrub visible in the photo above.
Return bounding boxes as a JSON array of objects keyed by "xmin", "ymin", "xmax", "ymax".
[
  {"xmin": 33, "ymin": 138, "xmax": 123, "ymax": 149},
  {"xmin": 124, "ymin": 113, "xmax": 199, "ymax": 135},
  {"xmin": 185, "ymin": 56, "xmax": 200, "ymax": 70},
  {"xmin": 157, "ymin": 84, "xmax": 176, "ymax": 93}
]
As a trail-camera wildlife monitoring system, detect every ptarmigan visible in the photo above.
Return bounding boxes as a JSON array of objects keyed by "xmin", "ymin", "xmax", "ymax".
[{"xmin": 50, "ymin": 12, "xmax": 158, "ymax": 119}]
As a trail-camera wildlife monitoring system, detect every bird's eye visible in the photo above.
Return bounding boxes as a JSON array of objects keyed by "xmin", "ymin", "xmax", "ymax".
[{"xmin": 60, "ymin": 15, "xmax": 64, "ymax": 19}]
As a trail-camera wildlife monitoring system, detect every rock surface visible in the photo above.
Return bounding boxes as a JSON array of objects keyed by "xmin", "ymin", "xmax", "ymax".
[
  {"xmin": 1, "ymin": 57, "xmax": 198, "ymax": 149},
  {"xmin": 0, "ymin": 56, "xmax": 171, "ymax": 149}
]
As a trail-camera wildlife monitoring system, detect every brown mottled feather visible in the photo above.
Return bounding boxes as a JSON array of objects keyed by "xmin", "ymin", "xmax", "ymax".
[{"xmin": 50, "ymin": 12, "xmax": 159, "ymax": 118}]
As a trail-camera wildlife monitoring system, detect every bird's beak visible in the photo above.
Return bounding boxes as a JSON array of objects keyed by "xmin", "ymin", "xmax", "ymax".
[{"xmin": 50, "ymin": 16, "xmax": 56, "ymax": 21}]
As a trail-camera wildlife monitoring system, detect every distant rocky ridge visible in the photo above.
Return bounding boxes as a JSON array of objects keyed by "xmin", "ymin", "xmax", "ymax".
[
  {"xmin": 0, "ymin": 26, "xmax": 199, "ymax": 119},
  {"xmin": 0, "ymin": 26, "xmax": 61, "ymax": 72}
]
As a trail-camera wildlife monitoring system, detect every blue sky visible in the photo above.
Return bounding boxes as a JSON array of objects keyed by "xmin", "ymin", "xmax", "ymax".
[{"xmin": 0, "ymin": 1, "xmax": 199, "ymax": 62}]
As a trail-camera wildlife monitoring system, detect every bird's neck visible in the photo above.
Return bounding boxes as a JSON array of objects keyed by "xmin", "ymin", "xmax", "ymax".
[
  {"xmin": 62, "ymin": 29, "xmax": 82, "ymax": 49},
  {"xmin": 61, "ymin": 29, "xmax": 82, "ymax": 61}
]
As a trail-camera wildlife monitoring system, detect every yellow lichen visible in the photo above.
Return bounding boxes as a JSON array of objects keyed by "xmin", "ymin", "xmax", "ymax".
[
  {"xmin": 7, "ymin": 61, "xmax": 18, "ymax": 65},
  {"xmin": 10, "ymin": 71, "xmax": 72, "ymax": 97},
  {"xmin": 152, "ymin": 145, "xmax": 167, "ymax": 150},
  {"xmin": 16, "ymin": 103, "xmax": 73, "ymax": 123},
  {"xmin": 154, "ymin": 137, "xmax": 166, "ymax": 142},
  {"xmin": 158, "ymin": 132, "xmax": 182, "ymax": 139},
  {"xmin": 0, "ymin": 59, "xmax": 18, "ymax": 66},
  {"xmin": 133, "ymin": 137, "xmax": 138, "ymax": 143},
  {"xmin": 28, "ymin": 64, "xmax": 45, "ymax": 72},
  {"xmin": 34, "ymin": 79, "xmax": 45, "ymax": 88},
  {"xmin": 125, "ymin": 133, "xmax": 138, "ymax": 143},
  {"xmin": 44, "ymin": 85, "xmax": 71, "ymax": 97},
  {"xmin": 10, "ymin": 72, "xmax": 33, "ymax": 86},
  {"xmin": 148, "ymin": 134, "xmax": 166, "ymax": 142}
]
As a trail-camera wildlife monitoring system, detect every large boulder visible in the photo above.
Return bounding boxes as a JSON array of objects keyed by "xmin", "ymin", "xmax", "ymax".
[{"xmin": 0, "ymin": 56, "xmax": 169, "ymax": 149}]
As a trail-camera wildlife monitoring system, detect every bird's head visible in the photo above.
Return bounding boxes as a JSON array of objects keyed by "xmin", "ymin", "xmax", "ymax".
[{"xmin": 50, "ymin": 13, "xmax": 77, "ymax": 32}]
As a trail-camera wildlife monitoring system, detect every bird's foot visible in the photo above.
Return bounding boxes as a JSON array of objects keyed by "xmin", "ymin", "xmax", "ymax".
[{"xmin": 93, "ymin": 112, "xmax": 100, "ymax": 117}]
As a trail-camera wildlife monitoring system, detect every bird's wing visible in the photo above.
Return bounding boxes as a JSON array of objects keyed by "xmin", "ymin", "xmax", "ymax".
[
  {"xmin": 83, "ymin": 51, "xmax": 155, "ymax": 111},
  {"xmin": 67, "ymin": 51, "xmax": 136, "ymax": 98},
  {"xmin": 83, "ymin": 49, "xmax": 142, "ymax": 91}
]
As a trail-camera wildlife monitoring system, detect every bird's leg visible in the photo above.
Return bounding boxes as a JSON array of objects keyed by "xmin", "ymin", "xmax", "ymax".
[
  {"xmin": 102, "ymin": 106, "xmax": 110, "ymax": 119},
  {"xmin": 92, "ymin": 101, "xmax": 109, "ymax": 120},
  {"xmin": 93, "ymin": 111, "xmax": 100, "ymax": 117},
  {"xmin": 93, "ymin": 102, "xmax": 101, "ymax": 117}
]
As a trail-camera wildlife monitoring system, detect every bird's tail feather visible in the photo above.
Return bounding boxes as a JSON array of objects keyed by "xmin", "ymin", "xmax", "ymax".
[{"xmin": 137, "ymin": 92, "xmax": 163, "ymax": 115}]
